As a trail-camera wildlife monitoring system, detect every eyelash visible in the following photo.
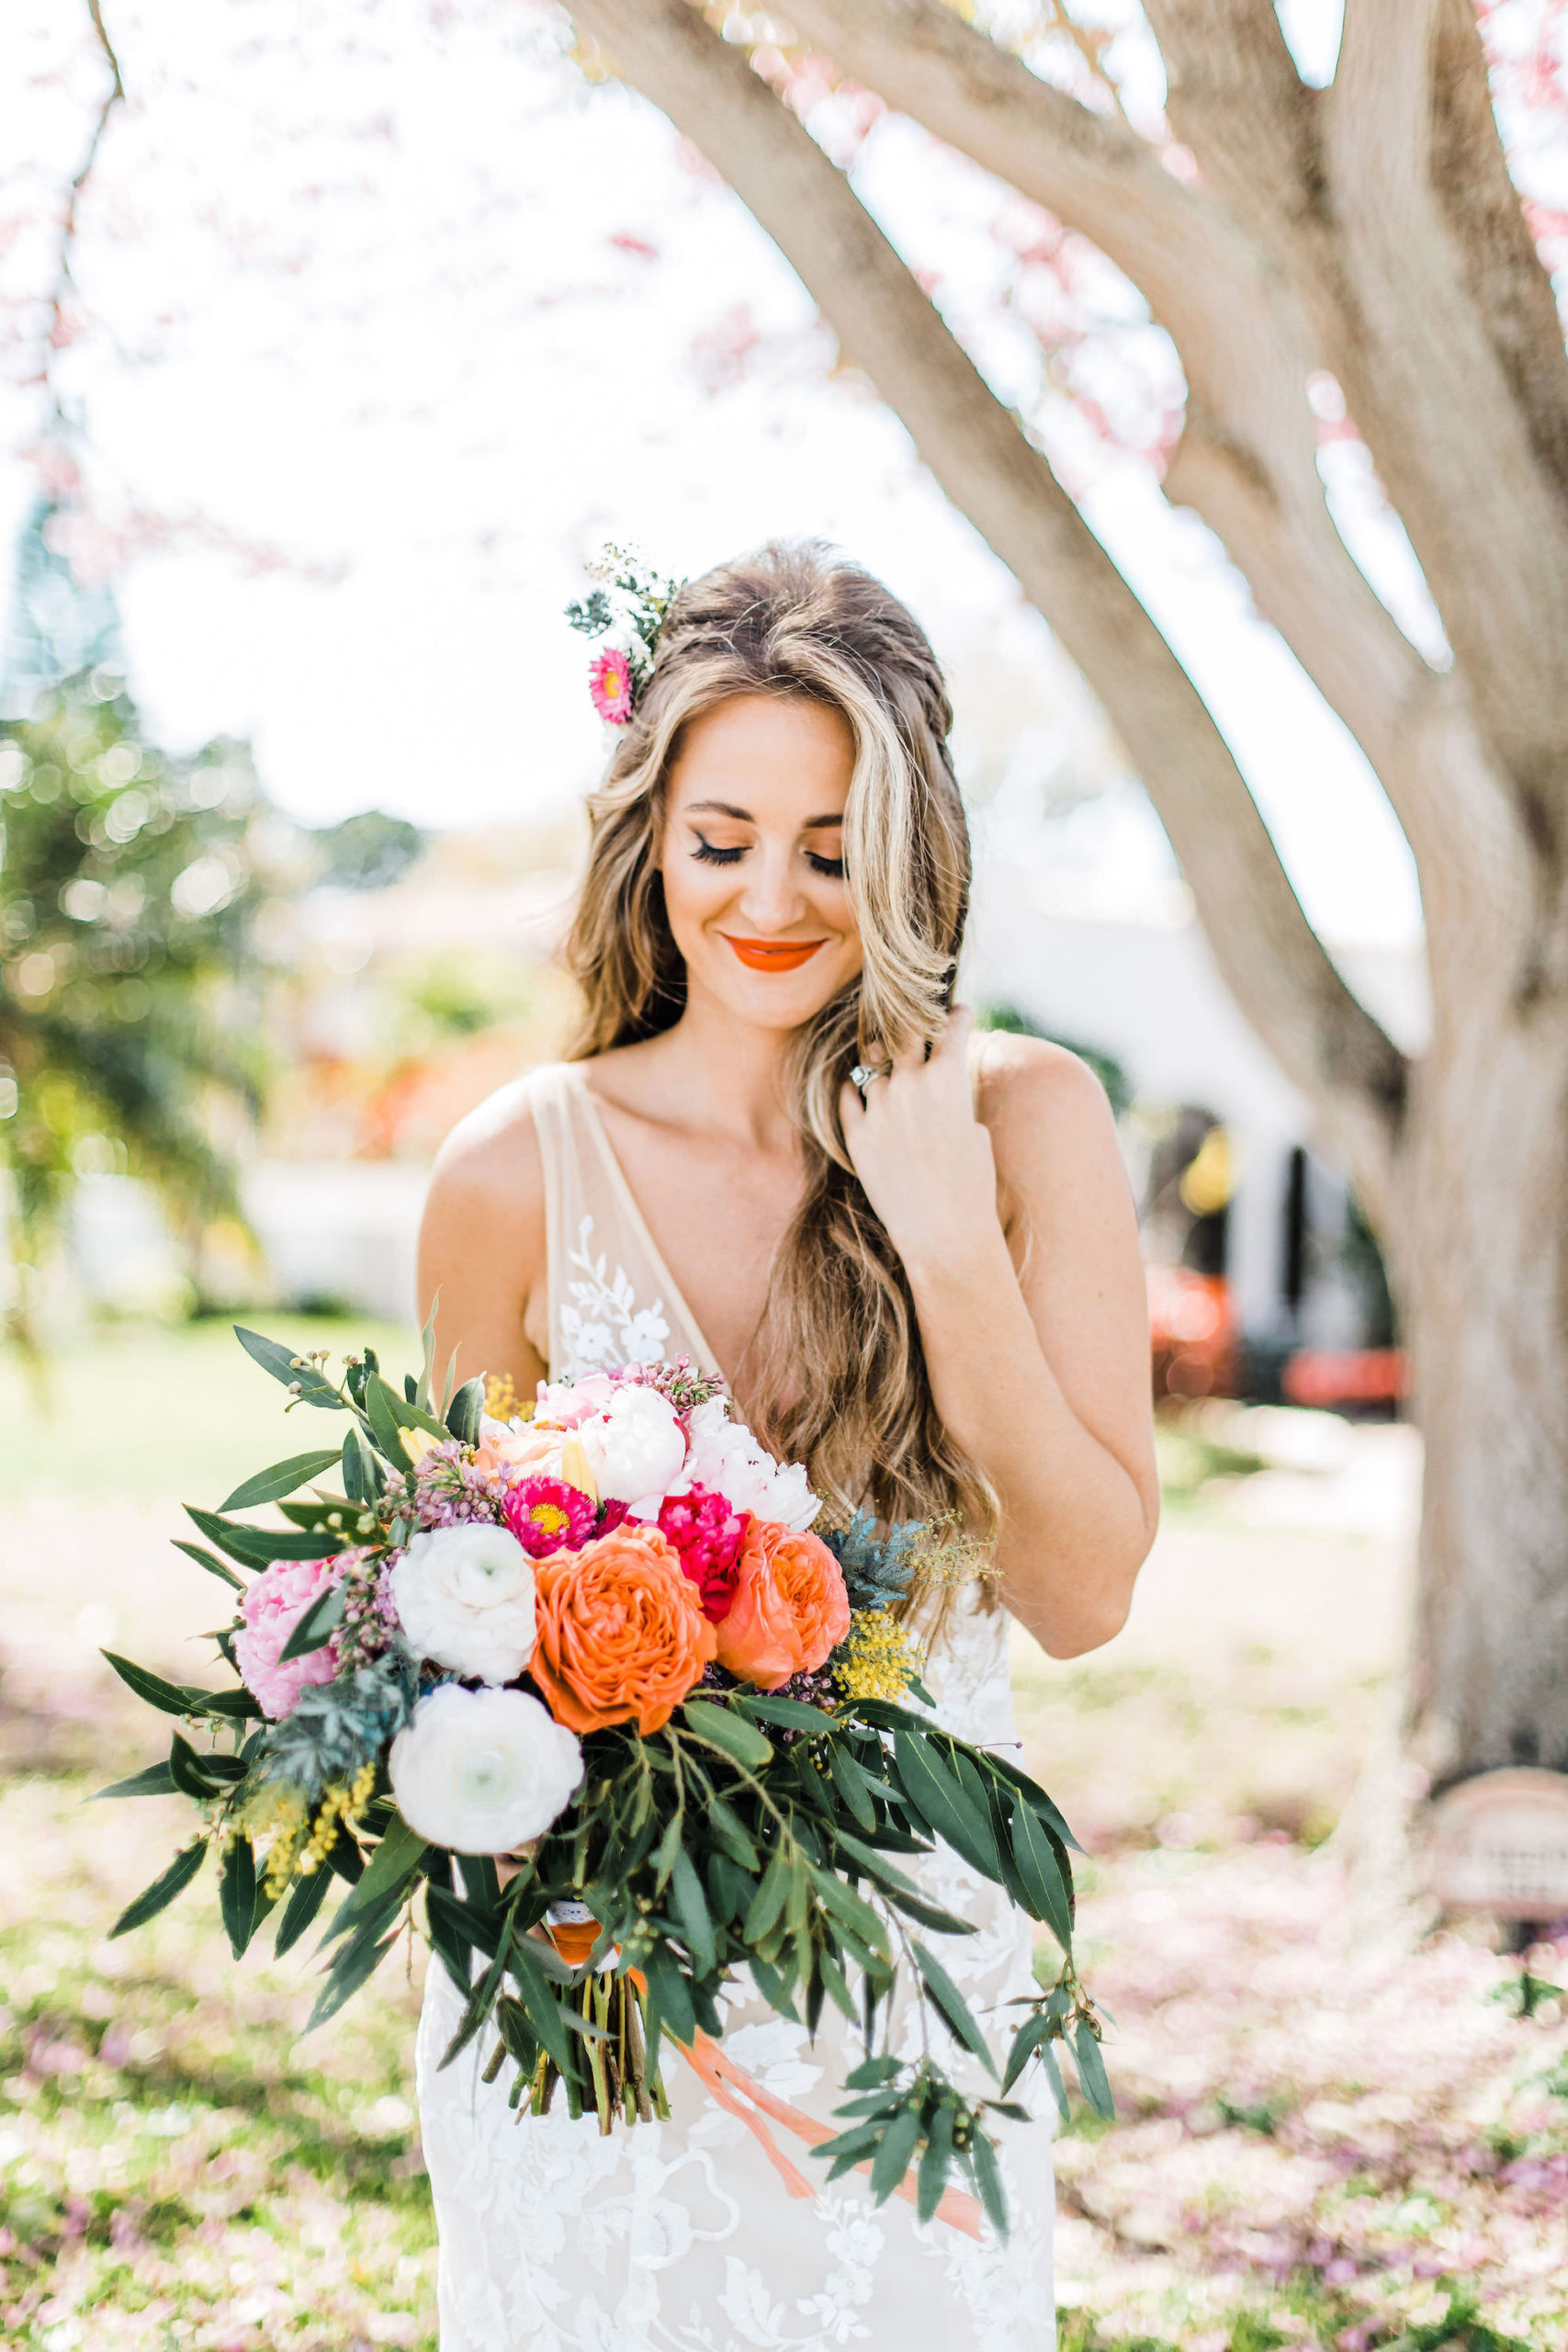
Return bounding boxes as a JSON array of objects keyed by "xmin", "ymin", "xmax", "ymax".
[{"xmin": 693, "ymin": 836, "xmax": 844, "ymax": 879}]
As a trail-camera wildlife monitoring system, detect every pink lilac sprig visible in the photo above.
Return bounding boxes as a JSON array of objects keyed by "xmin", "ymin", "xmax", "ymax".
[
  {"xmin": 400, "ymin": 1438, "xmax": 510, "ymax": 1532},
  {"xmin": 331, "ymin": 1546, "xmax": 394, "ymax": 1672}
]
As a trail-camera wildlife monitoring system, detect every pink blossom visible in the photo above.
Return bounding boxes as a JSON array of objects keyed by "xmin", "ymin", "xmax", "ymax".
[
  {"xmin": 233, "ymin": 1553, "xmax": 343, "ymax": 1718},
  {"xmin": 503, "ymin": 1475, "xmax": 596, "ymax": 1557},
  {"xmin": 588, "ymin": 646, "xmax": 634, "ymax": 725},
  {"xmin": 657, "ymin": 1484, "xmax": 749, "ymax": 1622}
]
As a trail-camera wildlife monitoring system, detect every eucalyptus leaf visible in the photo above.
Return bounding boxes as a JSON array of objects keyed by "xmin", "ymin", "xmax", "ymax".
[
  {"xmin": 219, "ymin": 1450, "xmax": 345, "ymax": 1513},
  {"xmin": 277, "ymin": 1578, "xmax": 349, "ymax": 1665},
  {"xmin": 91, "ymin": 1759, "xmax": 177, "ymax": 1802},
  {"xmin": 171, "ymin": 1539, "xmax": 245, "ymax": 1591},
  {"xmin": 680, "ymin": 1700, "xmax": 773, "ymax": 1771},
  {"xmin": 110, "ymin": 1842, "xmax": 208, "ymax": 1938}
]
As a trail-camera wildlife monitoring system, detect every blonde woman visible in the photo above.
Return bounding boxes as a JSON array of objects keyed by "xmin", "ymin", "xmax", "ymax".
[{"xmin": 415, "ymin": 542, "xmax": 1157, "ymax": 2350}]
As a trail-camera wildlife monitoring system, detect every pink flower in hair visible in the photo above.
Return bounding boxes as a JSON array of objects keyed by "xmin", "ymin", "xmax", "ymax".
[
  {"xmin": 588, "ymin": 646, "xmax": 634, "ymax": 725},
  {"xmin": 657, "ymin": 1484, "xmax": 750, "ymax": 1623},
  {"xmin": 504, "ymin": 1473, "xmax": 598, "ymax": 1557}
]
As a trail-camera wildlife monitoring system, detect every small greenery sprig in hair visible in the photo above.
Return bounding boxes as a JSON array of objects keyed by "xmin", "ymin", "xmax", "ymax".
[{"xmin": 566, "ymin": 542, "xmax": 682, "ymax": 726}]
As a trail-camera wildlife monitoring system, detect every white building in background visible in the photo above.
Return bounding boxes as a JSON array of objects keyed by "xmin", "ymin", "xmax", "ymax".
[{"xmin": 967, "ymin": 854, "xmax": 1429, "ymax": 1352}]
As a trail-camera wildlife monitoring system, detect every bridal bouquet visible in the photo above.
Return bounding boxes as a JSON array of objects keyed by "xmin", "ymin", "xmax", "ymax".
[{"xmin": 102, "ymin": 1324, "xmax": 1110, "ymax": 2232}]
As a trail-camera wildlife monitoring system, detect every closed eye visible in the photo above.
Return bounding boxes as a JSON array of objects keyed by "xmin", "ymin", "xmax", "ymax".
[
  {"xmin": 693, "ymin": 836, "xmax": 745, "ymax": 865},
  {"xmin": 806, "ymin": 851, "xmax": 845, "ymax": 878}
]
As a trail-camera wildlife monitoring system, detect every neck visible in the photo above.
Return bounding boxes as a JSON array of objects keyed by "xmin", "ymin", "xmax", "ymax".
[{"xmin": 657, "ymin": 987, "xmax": 801, "ymax": 1148}]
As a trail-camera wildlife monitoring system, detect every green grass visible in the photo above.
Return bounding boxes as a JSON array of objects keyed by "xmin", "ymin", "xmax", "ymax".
[{"xmin": 0, "ymin": 1317, "xmax": 412, "ymax": 1504}]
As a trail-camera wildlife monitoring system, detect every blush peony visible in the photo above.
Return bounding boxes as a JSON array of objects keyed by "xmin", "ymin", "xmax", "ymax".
[
  {"xmin": 673, "ymin": 1398, "xmax": 818, "ymax": 1533},
  {"xmin": 713, "ymin": 1521, "xmax": 852, "ymax": 1690},
  {"xmin": 573, "ymin": 1385, "xmax": 688, "ymax": 1519},
  {"xmin": 388, "ymin": 1684, "xmax": 581, "ymax": 1853},
  {"xmin": 390, "ymin": 1523, "xmax": 536, "ymax": 1685},
  {"xmin": 234, "ymin": 1553, "xmax": 344, "ymax": 1719},
  {"xmin": 529, "ymin": 1524, "xmax": 716, "ymax": 1736}
]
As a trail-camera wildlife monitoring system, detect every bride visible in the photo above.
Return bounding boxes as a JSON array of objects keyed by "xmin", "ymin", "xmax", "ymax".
[{"xmin": 413, "ymin": 541, "xmax": 1157, "ymax": 2351}]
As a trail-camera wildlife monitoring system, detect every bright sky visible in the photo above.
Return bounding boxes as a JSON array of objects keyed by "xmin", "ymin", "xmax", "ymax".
[{"xmin": 1, "ymin": 0, "xmax": 1430, "ymax": 948}]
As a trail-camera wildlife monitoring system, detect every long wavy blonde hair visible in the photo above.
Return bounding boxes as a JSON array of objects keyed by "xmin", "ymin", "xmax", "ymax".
[{"xmin": 564, "ymin": 541, "xmax": 997, "ymax": 1557}]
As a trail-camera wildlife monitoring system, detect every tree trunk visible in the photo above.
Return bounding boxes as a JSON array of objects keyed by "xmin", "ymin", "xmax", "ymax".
[{"xmin": 1396, "ymin": 955, "xmax": 1568, "ymax": 1782}]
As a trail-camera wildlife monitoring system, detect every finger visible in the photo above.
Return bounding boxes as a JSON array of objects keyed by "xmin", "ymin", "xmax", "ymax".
[
  {"xmin": 888, "ymin": 1032, "xmax": 928, "ymax": 1079},
  {"xmin": 839, "ymin": 1078, "xmax": 867, "ymax": 1131}
]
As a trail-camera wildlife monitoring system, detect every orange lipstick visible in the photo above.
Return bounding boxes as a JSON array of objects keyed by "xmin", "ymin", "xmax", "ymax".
[{"xmin": 722, "ymin": 934, "xmax": 826, "ymax": 973}]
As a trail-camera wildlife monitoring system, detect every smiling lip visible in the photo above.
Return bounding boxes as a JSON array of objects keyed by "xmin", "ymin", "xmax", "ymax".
[{"xmin": 721, "ymin": 934, "xmax": 827, "ymax": 973}]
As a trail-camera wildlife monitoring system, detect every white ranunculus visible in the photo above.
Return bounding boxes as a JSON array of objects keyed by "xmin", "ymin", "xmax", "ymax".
[
  {"xmin": 675, "ymin": 1397, "xmax": 819, "ymax": 1532},
  {"xmin": 389, "ymin": 1684, "xmax": 581, "ymax": 1854},
  {"xmin": 575, "ymin": 1384, "xmax": 688, "ymax": 1518},
  {"xmin": 390, "ymin": 1523, "xmax": 536, "ymax": 1685}
]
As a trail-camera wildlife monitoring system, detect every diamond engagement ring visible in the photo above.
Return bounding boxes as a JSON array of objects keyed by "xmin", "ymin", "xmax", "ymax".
[{"xmin": 850, "ymin": 1063, "xmax": 887, "ymax": 1094}]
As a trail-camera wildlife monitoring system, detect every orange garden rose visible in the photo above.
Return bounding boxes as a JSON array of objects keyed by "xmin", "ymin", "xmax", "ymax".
[
  {"xmin": 530, "ymin": 1524, "xmax": 716, "ymax": 1736},
  {"xmin": 713, "ymin": 1521, "xmax": 851, "ymax": 1691}
]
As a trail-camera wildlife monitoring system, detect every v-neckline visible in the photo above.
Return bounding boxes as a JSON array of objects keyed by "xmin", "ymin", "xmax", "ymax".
[{"xmin": 564, "ymin": 1064, "xmax": 728, "ymax": 1385}]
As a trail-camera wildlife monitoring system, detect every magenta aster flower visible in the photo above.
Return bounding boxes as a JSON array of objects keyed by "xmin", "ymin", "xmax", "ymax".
[
  {"xmin": 503, "ymin": 1473, "xmax": 597, "ymax": 1557},
  {"xmin": 657, "ymin": 1484, "xmax": 750, "ymax": 1622},
  {"xmin": 588, "ymin": 646, "xmax": 634, "ymax": 725}
]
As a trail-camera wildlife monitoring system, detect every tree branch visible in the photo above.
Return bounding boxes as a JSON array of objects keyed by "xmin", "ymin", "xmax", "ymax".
[
  {"xmin": 570, "ymin": 0, "xmax": 1408, "ymax": 1204},
  {"xmin": 42, "ymin": 2, "xmax": 125, "ymax": 431},
  {"xmin": 763, "ymin": 0, "xmax": 1505, "ymax": 892},
  {"xmin": 1147, "ymin": 0, "xmax": 1568, "ymax": 843}
]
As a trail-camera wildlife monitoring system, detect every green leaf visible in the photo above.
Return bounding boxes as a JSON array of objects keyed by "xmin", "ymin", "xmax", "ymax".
[
  {"xmin": 321, "ymin": 1815, "xmax": 429, "ymax": 1948},
  {"xmin": 341, "ymin": 1425, "xmax": 382, "ymax": 1507},
  {"xmin": 171, "ymin": 1539, "xmax": 244, "ymax": 1591},
  {"xmin": 168, "ymin": 1734, "xmax": 243, "ymax": 1799},
  {"xmin": 1038, "ymin": 2037, "xmax": 1070, "ymax": 2123},
  {"xmin": 967, "ymin": 2126, "xmax": 1009, "ymax": 2236},
  {"xmin": 816, "ymin": 2118, "xmax": 885, "ymax": 2165},
  {"xmin": 91, "ymin": 1759, "xmax": 177, "ymax": 1802},
  {"xmin": 202, "ymin": 1687, "xmax": 265, "ymax": 1720},
  {"xmin": 642, "ymin": 1942, "xmax": 695, "ymax": 2047},
  {"xmin": 844, "ymin": 2054, "xmax": 901, "ymax": 2090},
  {"xmin": 893, "ymin": 1733, "xmax": 1000, "ymax": 1879},
  {"xmin": 807, "ymin": 1863, "xmax": 888, "ymax": 1959},
  {"xmin": 219, "ymin": 1451, "xmax": 345, "ymax": 1513},
  {"xmin": 306, "ymin": 1927, "xmax": 399, "ymax": 2030},
  {"xmin": 870, "ymin": 2103, "xmax": 922, "ymax": 2202},
  {"xmin": 220, "ymin": 1838, "xmax": 258, "ymax": 1957},
  {"xmin": 705, "ymin": 1797, "xmax": 760, "ymax": 1871},
  {"xmin": 101, "ymin": 1652, "xmax": 207, "ymax": 1716},
  {"xmin": 1001, "ymin": 2010, "xmax": 1053, "ymax": 2097},
  {"xmin": 818, "ymin": 1946, "xmax": 856, "ymax": 2022},
  {"xmin": 446, "ymin": 1376, "xmax": 486, "ymax": 1445},
  {"xmin": 670, "ymin": 1849, "xmax": 716, "ymax": 1975},
  {"xmin": 277, "ymin": 1578, "xmax": 349, "ymax": 1665},
  {"xmin": 916, "ymin": 2103, "xmax": 954, "ymax": 2222},
  {"xmin": 828, "ymin": 1742, "xmax": 877, "ymax": 1830},
  {"xmin": 832, "ymin": 1829, "xmax": 924, "ymax": 1895},
  {"xmin": 110, "ymin": 1842, "xmax": 208, "ymax": 1938},
  {"xmin": 909, "ymin": 1939, "xmax": 998, "ymax": 2081},
  {"xmin": 509, "ymin": 1936, "xmax": 576, "ymax": 2077},
  {"xmin": 234, "ymin": 1326, "xmax": 346, "ymax": 1410},
  {"xmin": 739, "ymin": 1693, "xmax": 834, "ymax": 1735},
  {"xmin": 368, "ymin": 1371, "xmax": 448, "ymax": 1445},
  {"xmin": 361, "ymin": 1376, "xmax": 415, "ymax": 1470},
  {"xmin": 415, "ymin": 1294, "xmax": 439, "ymax": 1412},
  {"xmin": 984, "ymin": 1752, "xmax": 1084, "ymax": 1853},
  {"xmin": 1074, "ymin": 2021, "xmax": 1114, "ymax": 2119},
  {"xmin": 680, "ymin": 1700, "xmax": 773, "ymax": 1771},
  {"xmin": 747, "ymin": 1951, "xmax": 800, "ymax": 2022},
  {"xmin": 1010, "ymin": 1799, "xmax": 1074, "ymax": 1951},
  {"xmin": 275, "ymin": 1862, "xmax": 333, "ymax": 1956},
  {"xmin": 186, "ymin": 1505, "xmax": 333, "ymax": 1566}
]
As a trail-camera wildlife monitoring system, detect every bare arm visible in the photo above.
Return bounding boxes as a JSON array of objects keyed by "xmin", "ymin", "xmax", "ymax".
[
  {"xmin": 415, "ymin": 1078, "xmax": 550, "ymax": 1408},
  {"xmin": 840, "ymin": 1012, "xmax": 1157, "ymax": 1657}
]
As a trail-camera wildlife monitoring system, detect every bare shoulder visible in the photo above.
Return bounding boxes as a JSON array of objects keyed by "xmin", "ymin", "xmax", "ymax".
[
  {"xmin": 423, "ymin": 1072, "xmax": 546, "ymax": 1240},
  {"xmin": 970, "ymin": 1027, "xmax": 1118, "ymax": 1168}
]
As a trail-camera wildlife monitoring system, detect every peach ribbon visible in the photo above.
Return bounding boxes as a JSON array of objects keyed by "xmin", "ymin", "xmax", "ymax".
[{"xmin": 616, "ymin": 1962, "xmax": 984, "ymax": 2241}]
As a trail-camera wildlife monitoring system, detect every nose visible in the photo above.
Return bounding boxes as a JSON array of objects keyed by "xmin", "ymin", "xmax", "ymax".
[{"xmin": 736, "ymin": 842, "xmax": 807, "ymax": 934}]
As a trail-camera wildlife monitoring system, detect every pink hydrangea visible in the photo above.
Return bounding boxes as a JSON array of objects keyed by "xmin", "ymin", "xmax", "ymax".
[
  {"xmin": 503, "ymin": 1474, "xmax": 596, "ymax": 1558},
  {"xmin": 588, "ymin": 647, "xmax": 634, "ymax": 725},
  {"xmin": 234, "ymin": 1553, "xmax": 344, "ymax": 1719},
  {"xmin": 657, "ymin": 1484, "xmax": 750, "ymax": 1623}
]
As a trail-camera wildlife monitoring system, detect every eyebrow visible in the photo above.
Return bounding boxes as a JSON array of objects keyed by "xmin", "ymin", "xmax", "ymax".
[{"xmin": 685, "ymin": 799, "xmax": 843, "ymax": 827}]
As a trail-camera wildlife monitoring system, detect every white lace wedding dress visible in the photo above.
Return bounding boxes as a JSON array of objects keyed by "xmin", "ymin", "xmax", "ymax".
[{"xmin": 415, "ymin": 1063, "xmax": 1056, "ymax": 2350}]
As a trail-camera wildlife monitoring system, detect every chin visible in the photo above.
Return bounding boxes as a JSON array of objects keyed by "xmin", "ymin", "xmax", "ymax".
[{"xmin": 689, "ymin": 946, "xmax": 858, "ymax": 1032}]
